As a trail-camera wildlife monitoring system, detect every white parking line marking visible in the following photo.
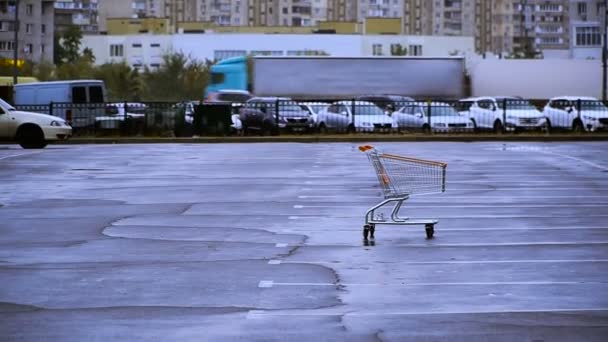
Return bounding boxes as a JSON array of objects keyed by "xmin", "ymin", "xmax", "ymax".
[
  {"xmin": 258, "ymin": 280, "xmax": 274, "ymax": 288},
  {"xmin": 299, "ymin": 189, "xmax": 608, "ymax": 194},
  {"xmin": 268, "ymin": 260, "xmax": 282, "ymax": 265},
  {"xmin": 540, "ymin": 150, "xmax": 608, "ymax": 171},
  {"xmin": 283, "ymin": 259, "xmax": 608, "ymax": 265},
  {"xmin": 275, "ymin": 243, "xmax": 288, "ymax": 248},
  {"xmin": 269, "ymin": 281, "xmax": 607, "ymax": 287},
  {"xmin": 293, "ymin": 204, "xmax": 608, "ymax": 209},
  {"xmin": 247, "ymin": 307, "xmax": 608, "ymax": 318},
  {"xmin": 286, "ymin": 214, "xmax": 608, "ymax": 219},
  {"xmin": 0, "ymin": 151, "xmax": 45, "ymax": 160}
]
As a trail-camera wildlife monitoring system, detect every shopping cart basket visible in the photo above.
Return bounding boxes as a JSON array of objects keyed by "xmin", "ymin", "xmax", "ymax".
[{"xmin": 359, "ymin": 145, "xmax": 447, "ymax": 240}]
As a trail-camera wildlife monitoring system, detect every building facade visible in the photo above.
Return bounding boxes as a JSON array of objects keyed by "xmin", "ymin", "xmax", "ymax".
[
  {"xmin": 81, "ymin": 32, "xmax": 475, "ymax": 70},
  {"xmin": 55, "ymin": 0, "xmax": 99, "ymax": 34},
  {"xmin": 93, "ymin": 0, "xmax": 604, "ymax": 59},
  {"xmin": 569, "ymin": 0, "xmax": 605, "ymax": 59},
  {"xmin": 0, "ymin": 0, "xmax": 55, "ymax": 63}
]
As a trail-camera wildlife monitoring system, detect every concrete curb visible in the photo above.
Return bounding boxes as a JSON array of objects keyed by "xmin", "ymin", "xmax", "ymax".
[{"xmin": 56, "ymin": 134, "xmax": 608, "ymax": 144}]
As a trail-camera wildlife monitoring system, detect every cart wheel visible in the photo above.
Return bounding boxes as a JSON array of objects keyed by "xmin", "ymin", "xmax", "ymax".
[
  {"xmin": 369, "ymin": 224, "xmax": 375, "ymax": 239},
  {"xmin": 425, "ymin": 224, "xmax": 434, "ymax": 239},
  {"xmin": 363, "ymin": 224, "xmax": 371, "ymax": 240}
]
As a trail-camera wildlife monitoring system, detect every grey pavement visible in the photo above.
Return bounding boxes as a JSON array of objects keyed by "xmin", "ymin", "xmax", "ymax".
[{"xmin": 0, "ymin": 142, "xmax": 607, "ymax": 341}]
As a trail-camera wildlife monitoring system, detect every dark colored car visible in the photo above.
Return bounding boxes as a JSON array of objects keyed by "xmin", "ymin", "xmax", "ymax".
[
  {"xmin": 239, "ymin": 97, "xmax": 314, "ymax": 135},
  {"xmin": 356, "ymin": 95, "xmax": 415, "ymax": 112}
]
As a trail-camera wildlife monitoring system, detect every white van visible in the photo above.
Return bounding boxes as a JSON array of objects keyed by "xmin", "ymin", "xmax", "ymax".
[{"xmin": 13, "ymin": 80, "xmax": 107, "ymax": 128}]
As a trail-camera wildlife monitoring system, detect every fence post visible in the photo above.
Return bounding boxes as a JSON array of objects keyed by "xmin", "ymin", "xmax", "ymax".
[
  {"xmin": 351, "ymin": 98, "xmax": 356, "ymax": 132},
  {"xmin": 49, "ymin": 101, "xmax": 53, "ymax": 117},
  {"xmin": 426, "ymin": 100, "xmax": 431, "ymax": 132},
  {"xmin": 502, "ymin": 98, "xmax": 507, "ymax": 134},
  {"xmin": 275, "ymin": 99, "xmax": 280, "ymax": 134}
]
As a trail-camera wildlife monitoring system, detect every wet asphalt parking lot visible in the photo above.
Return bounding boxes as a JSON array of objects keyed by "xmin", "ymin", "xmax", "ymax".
[{"xmin": 0, "ymin": 142, "xmax": 607, "ymax": 341}]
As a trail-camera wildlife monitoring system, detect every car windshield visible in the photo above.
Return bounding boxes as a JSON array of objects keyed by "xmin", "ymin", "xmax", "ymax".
[
  {"xmin": 496, "ymin": 100, "xmax": 537, "ymax": 110},
  {"xmin": 580, "ymin": 101, "xmax": 608, "ymax": 111},
  {"xmin": 308, "ymin": 104, "xmax": 327, "ymax": 113},
  {"xmin": 356, "ymin": 104, "xmax": 386, "ymax": 116},
  {"xmin": 424, "ymin": 106, "xmax": 459, "ymax": 117},
  {"xmin": 0, "ymin": 98, "xmax": 16, "ymax": 111},
  {"xmin": 281, "ymin": 104, "xmax": 305, "ymax": 112}
]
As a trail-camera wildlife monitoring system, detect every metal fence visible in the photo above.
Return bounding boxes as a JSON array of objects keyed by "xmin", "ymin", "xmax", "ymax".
[{"xmin": 14, "ymin": 98, "xmax": 608, "ymax": 137}]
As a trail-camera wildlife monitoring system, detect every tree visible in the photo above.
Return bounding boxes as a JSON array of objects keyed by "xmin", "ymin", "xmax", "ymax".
[
  {"xmin": 390, "ymin": 44, "xmax": 408, "ymax": 56},
  {"xmin": 33, "ymin": 61, "xmax": 55, "ymax": 81},
  {"xmin": 54, "ymin": 25, "xmax": 83, "ymax": 65},
  {"xmin": 94, "ymin": 62, "xmax": 142, "ymax": 101},
  {"xmin": 141, "ymin": 52, "xmax": 210, "ymax": 101}
]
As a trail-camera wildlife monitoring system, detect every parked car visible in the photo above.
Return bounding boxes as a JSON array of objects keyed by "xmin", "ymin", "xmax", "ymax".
[
  {"xmin": 316, "ymin": 101, "xmax": 393, "ymax": 133},
  {"xmin": 355, "ymin": 95, "xmax": 415, "ymax": 113},
  {"xmin": 299, "ymin": 102, "xmax": 329, "ymax": 125},
  {"xmin": 239, "ymin": 97, "xmax": 314, "ymax": 135},
  {"xmin": 393, "ymin": 102, "xmax": 474, "ymax": 133},
  {"xmin": 0, "ymin": 97, "xmax": 72, "ymax": 148},
  {"xmin": 96, "ymin": 102, "xmax": 147, "ymax": 129},
  {"xmin": 457, "ymin": 96, "xmax": 547, "ymax": 132},
  {"xmin": 543, "ymin": 96, "xmax": 608, "ymax": 132}
]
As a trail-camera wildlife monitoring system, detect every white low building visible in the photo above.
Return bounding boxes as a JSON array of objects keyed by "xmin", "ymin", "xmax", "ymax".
[{"xmin": 81, "ymin": 33, "xmax": 476, "ymax": 70}]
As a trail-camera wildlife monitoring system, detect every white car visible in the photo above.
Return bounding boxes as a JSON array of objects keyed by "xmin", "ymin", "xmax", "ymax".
[
  {"xmin": 97, "ymin": 102, "xmax": 147, "ymax": 129},
  {"xmin": 543, "ymin": 96, "xmax": 608, "ymax": 132},
  {"xmin": 458, "ymin": 96, "xmax": 547, "ymax": 132},
  {"xmin": 316, "ymin": 101, "xmax": 393, "ymax": 133},
  {"xmin": 299, "ymin": 102, "xmax": 329, "ymax": 126},
  {"xmin": 0, "ymin": 98, "xmax": 72, "ymax": 149},
  {"xmin": 393, "ymin": 102, "xmax": 474, "ymax": 132}
]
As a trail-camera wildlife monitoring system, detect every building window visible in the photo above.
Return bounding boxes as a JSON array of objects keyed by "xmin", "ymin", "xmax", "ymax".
[
  {"xmin": 41, "ymin": 44, "xmax": 45, "ymax": 54},
  {"xmin": 110, "ymin": 44, "xmax": 124, "ymax": 57},
  {"xmin": 372, "ymin": 44, "xmax": 383, "ymax": 56},
  {"xmin": 150, "ymin": 43, "xmax": 160, "ymax": 47},
  {"xmin": 575, "ymin": 26, "xmax": 601, "ymax": 46},
  {"xmin": 251, "ymin": 50, "xmax": 283, "ymax": 56},
  {"xmin": 25, "ymin": 23, "xmax": 33, "ymax": 34},
  {"xmin": 213, "ymin": 50, "xmax": 247, "ymax": 60},
  {"xmin": 577, "ymin": 2, "xmax": 587, "ymax": 15},
  {"xmin": 409, "ymin": 44, "xmax": 423, "ymax": 56},
  {"xmin": 26, "ymin": 4, "xmax": 33, "ymax": 15},
  {"xmin": 132, "ymin": 43, "xmax": 142, "ymax": 48},
  {"xmin": 41, "ymin": 24, "xmax": 46, "ymax": 34},
  {"xmin": 25, "ymin": 43, "xmax": 32, "ymax": 54}
]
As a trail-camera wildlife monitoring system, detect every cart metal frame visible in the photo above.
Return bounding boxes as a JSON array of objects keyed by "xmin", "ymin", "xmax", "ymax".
[{"xmin": 359, "ymin": 145, "xmax": 447, "ymax": 240}]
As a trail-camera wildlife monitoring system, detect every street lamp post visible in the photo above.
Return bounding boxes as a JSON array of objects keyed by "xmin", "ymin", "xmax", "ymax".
[
  {"xmin": 12, "ymin": 0, "xmax": 19, "ymax": 86},
  {"xmin": 603, "ymin": 0, "xmax": 607, "ymax": 102}
]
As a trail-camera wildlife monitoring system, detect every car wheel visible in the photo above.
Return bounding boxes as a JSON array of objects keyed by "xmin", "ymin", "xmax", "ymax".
[
  {"xmin": 346, "ymin": 124, "xmax": 355, "ymax": 134},
  {"xmin": 470, "ymin": 119, "xmax": 478, "ymax": 133},
  {"xmin": 544, "ymin": 119, "xmax": 552, "ymax": 133},
  {"xmin": 421, "ymin": 124, "xmax": 431, "ymax": 134},
  {"xmin": 318, "ymin": 123, "xmax": 328, "ymax": 134},
  {"xmin": 572, "ymin": 119, "xmax": 584, "ymax": 133},
  {"xmin": 493, "ymin": 120, "xmax": 503, "ymax": 134},
  {"xmin": 17, "ymin": 124, "xmax": 47, "ymax": 149}
]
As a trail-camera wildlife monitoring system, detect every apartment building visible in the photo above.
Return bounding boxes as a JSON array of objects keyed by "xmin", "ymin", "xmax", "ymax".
[
  {"xmin": 569, "ymin": 0, "xmax": 605, "ymax": 59},
  {"xmin": 98, "ymin": 0, "xmax": 142, "ymax": 33},
  {"xmin": 55, "ymin": 0, "xmax": 98, "ymax": 34},
  {"xmin": 0, "ymin": 0, "xmax": 55, "ymax": 63},
  {"xmin": 511, "ymin": 0, "xmax": 570, "ymax": 57}
]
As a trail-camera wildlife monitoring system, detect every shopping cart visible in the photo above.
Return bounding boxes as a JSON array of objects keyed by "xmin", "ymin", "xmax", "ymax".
[{"xmin": 359, "ymin": 145, "xmax": 447, "ymax": 240}]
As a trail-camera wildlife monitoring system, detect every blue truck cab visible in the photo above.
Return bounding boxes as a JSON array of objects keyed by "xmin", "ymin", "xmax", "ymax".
[{"xmin": 205, "ymin": 56, "xmax": 248, "ymax": 99}]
